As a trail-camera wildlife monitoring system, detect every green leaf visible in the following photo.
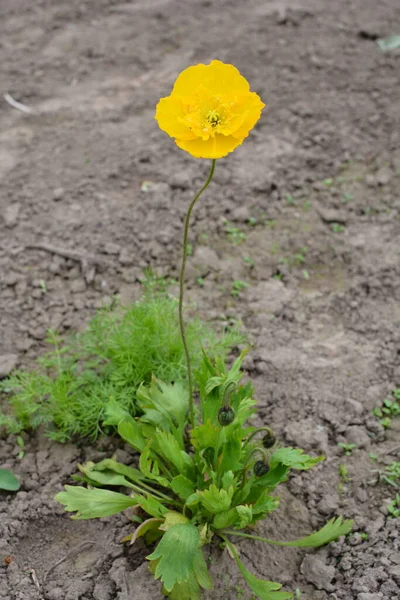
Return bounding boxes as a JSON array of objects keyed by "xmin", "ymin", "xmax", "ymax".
[
  {"xmin": 154, "ymin": 430, "xmax": 192, "ymax": 475},
  {"xmin": 147, "ymin": 523, "xmax": 201, "ymax": 592},
  {"xmin": 93, "ymin": 458, "xmax": 145, "ymax": 484},
  {"xmin": 190, "ymin": 420, "xmax": 221, "ymax": 452},
  {"xmin": 167, "ymin": 577, "xmax": 202, "ymax": 600},
  {"xmin": 127, "ymin": 517, "xmax": 163, "ymax": 545},
  {"xmin": 55, "ymin": 485, "xmax": 138, "ymax": 519},
  {"xmin": 0, "ymin": 468, "xmax": 20, "ymax": 491},
  {"xmin": 235, "ymin": 505, "xmax": 253, "ymax": 528},
  {"xmin": 269, "ymin": 517, "xmax": 353, "ymax": 547},
  {"xmin": 136, "ymin": 494, "xmax": 168, "ymax": 518},
  {"xmin": 171, "ymin": 475, "xmax": 195, "ymax": 501},
  {"xmin": 224, "ymin": 517, "xmax": 353, "ymax": 548},
  {"xmin": 139, "ymin": 444, "xmax": 170, "ymax": 488},
  {"xmin": 159, "ymin": 511, "xmax": 189, "ymax": 531},
  {"xmin": 224, "ymin": 538, "xmax": 292, "ymax": 600},
  {"xmin": 213, "ymin": 508, "xmax": 238, "ymax": 530},
  {"xmin": 137, "ymin": 379, "xmax": 188, "ymax": 442},
  {"xmin": 270, "ymin": 448, "xmax": 324, "ymax": 470},
  {"xmin": 198, "ymin": 484, "xmax": 234, "ymax": 514}
]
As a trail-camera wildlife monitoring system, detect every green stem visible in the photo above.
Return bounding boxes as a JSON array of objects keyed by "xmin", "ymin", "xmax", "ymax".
[
  {"xmin": 243, "ymin": 426, "xmax": 275, "ymax": 448},
  {"xmin": 179, "ymin": 159, "xmax": 216, "ymax": 428},
  {"xmin": 221, "ymin": 529, "xmax": 296, "ymax": 547}
]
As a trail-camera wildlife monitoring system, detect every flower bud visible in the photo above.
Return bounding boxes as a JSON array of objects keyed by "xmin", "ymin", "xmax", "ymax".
[
  {"xmin": 262, "ymin": 429, "xmax": 276, "ymax": 449},
  {"xmin": 218, "ymin": 406, "xmax": 235, "ymax": 426},
  {"xmin": 254, "ymin": 460, "xmax": 269, "ymax": 477}
]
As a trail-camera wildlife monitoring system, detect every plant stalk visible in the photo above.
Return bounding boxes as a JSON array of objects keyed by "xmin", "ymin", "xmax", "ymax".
[{"xmin": 178, "ymin": 159, "xmax": 216, "ymax": 428}]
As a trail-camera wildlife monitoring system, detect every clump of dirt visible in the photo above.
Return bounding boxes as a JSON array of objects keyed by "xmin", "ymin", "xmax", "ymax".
[{"xmin": 1, "ymin": 0, "xmax": 400, "ymax": 599}]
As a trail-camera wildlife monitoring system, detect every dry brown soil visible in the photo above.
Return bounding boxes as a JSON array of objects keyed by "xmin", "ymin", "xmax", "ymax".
[{"xmin": 1, "ymin": 1, "xmax": 400, "ymax": 599}]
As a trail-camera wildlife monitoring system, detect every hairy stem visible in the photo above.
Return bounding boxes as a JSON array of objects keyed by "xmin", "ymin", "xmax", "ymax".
[{"xmin": 179, "ymin": 159, "xmax": 216, "ymax": 428}]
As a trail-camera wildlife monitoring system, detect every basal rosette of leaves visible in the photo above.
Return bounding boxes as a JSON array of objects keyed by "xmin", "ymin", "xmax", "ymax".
[{"xmin": 56, "ymin": 351, "xmax": 353, "ymax": 599}]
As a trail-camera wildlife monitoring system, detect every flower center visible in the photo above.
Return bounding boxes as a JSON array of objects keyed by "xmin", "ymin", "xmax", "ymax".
[{"xmin": 206, "ymin": 110, "xmax": 221, "ymax": 127}]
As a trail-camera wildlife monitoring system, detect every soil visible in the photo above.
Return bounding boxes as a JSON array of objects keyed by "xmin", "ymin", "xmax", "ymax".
[{"xmin": 1, "ymin": 0, "xmax": 400, "ymax": 599}]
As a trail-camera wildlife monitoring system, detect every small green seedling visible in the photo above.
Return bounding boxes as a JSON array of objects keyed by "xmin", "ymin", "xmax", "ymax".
[
  {"xmin": 224, "ymin": 222, "xmax": 247, "ymax": 245},
  {"xmin": 387, "ymin": 494, "xmax": 400, "ymax": 519},
  {"xmin": 302, "ymin": 269, "xmax": 310, "ymax": 280},
  {"xmin": 247, "ymin": 217, "xmax": 257, "ymax": 226},
  {"xmin": 295, "ymin": 589, "xmax": 302, "ymax": 599},
  {"xmin": 16, "ymin": 436, "xmax": 25, "ymax": 460},
  {"xmin": 339, "ymin": 464, "xmax": 350, "ymax": 482},
  {"xmin": 372, "ymin": 395, "xmax": 400, "ymax": 429},
  {"xmin": 186, "ymin": 244, "xmax": 193, "ymax": 256},
  {"xmin": 338, "ymin": 443, "xmax": 357, "ymax": 456},
  {"xmin": 196, "ymin": 277, "xmax": 205, "ymax": 287},
  {"xmin": 341, "ymin": 193, "xmax": 353, "ymax": 204},
  {"xmin": 231, "ymin": 280, "xmax": 249, "ymax": 298},
  {"xmin": 293, "ymin": 247, "xmax": 308, "ymax": 266},
  {"xmin": 243, "ymin": 256, "xmax": 255, "ymax": 268},
  {"xmin": 303, "ymin": 200, "xmax": 312, "ymax": 211},
  {"xmin": 286, "ymin": 194, "xmax": 297, "ymax": 206},
  {"xmin": 323, "ymin": 178, "xmax": 333, "ymax": 187},
  {"xmin": 360, "ymin": 532, "xmax": 369, "ymax": 541},
  {"xmin": 331, "ymin": 223, "xmax": 345, "ymax": 233}
]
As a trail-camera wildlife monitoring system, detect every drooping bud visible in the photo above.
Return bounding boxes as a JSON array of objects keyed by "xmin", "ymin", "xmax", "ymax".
[
  {"xmin": 262, "ymin": 429, "xmax": 276, "ymax": 449},
  {"xmin": 218, "ymin": 406, "xmax": 235, "ymax": 426},
  {"xmin": 254, "ymin": 460, "xmax": 269, "ymax": 477}
]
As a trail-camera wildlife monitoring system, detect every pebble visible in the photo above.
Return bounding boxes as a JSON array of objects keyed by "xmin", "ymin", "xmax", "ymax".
[
  {"xmin": 190, "ymin": 246, "xmax": 220, "ymax": 276},
  {"xmin": 4, "ymin": 203, "xmax": 20, "ymax": 227},
  {"xmin": 52, "ymin": 187, "xmax": 65, "ymax": 201},
  {"xmin": 0, "ymin": 353, "xmax": 18, "ymax": 378},
  {"xmin": 70, "ymin": 279, "xmax": 86, "ymax": 293},
  {"xmin": 103, "ymin": 242, "xmax": 121, "ymax": 255},
  {"xmin": 345, "ymin": 425, "xmax": 371, "ymax": 449},
  {"xmin": 119, "ymin": 248, "xmax": 135, "ymax": 266}
]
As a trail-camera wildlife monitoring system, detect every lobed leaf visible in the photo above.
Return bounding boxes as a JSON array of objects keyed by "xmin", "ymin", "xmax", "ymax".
[
  {"xmin": 270, "ymin": 448, "xmax": 324, "ymax": 471},
  {"xmin": 55, "ymin": 485, "xmax": 138, "ymax": 519},
  {"xmin": 224, "ymin": 539, "xmax": 292, "ymax": 599}
]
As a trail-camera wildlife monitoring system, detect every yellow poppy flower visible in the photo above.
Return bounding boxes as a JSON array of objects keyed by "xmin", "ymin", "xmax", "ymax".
[{"xmin": 155, "ymin": 60, "xmax": 265, "ymax": 159}]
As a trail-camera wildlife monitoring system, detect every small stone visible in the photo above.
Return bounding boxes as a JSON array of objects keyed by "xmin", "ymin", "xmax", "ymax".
[
  {"xmin": 190, "ymin": 246, "xmax": 220, "ymax": 277},
  {"xmin": 3, "ymin": 273, "xmax": 18, "ymax": 286},
  {"xmin": 389, "ymin": 564, "xmax": 400, "ymax": 583},
  {"xmin": 389, "ymin": 553, "xmax": 400, "ymax": 565},
  {"xmin": 345, "ymin": 425, "xmax": 371, "ymax": 449},
  {"xmin": 103, "ymin": 242, "xmax": 121, "ymax": 255},
  {"xmin": 4, "ymin": 203, "xmax": 20, "ymax": 227},
  {"xmin": 376, "ymin": 167, "xmax": 391, "ymax": 186},
  {"xmin": 70, "ymin": 279, "xmax": 86, "ymax": 293},
  {"xmin": 46, "ymin": 588, "xmax": 64, "ymax": 600},
  {"xmin": 52, "ymin": 187, "xmax": 65, "ymax": 201},
  {"xmin": 231, "ymin": 205, "xmax": 251, "ymax": 222},
  {"xmin": 365, "ymin": 174, "xmax": 377, "ymax": 187},
  {"xmin": 0, "ymin": 354, "xmax": 18, "ymax": 378},
  {"xmin": 119, "ymin": 248, "xmax": 135, "ymax": 266},
  {"xmin": 317, "ymin": 494, "xmax": 339, "ymax": 515},
  {"xmin": 356, "ymin": 488, "xmax": 368, "ymax": 503},
  {"xmin": 317, "ymin": 207, "xmax": 347, "ymax": 225},
  {"xmin": 301, "ymin": 555, "xmax": 336, "ymax": 592}
]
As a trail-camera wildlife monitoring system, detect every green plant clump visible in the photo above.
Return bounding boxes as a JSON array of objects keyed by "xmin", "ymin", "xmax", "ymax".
[
  {"xmin": 57, "ymin": 351, "xmax": 352, "ymax": 599},
  {"xmin": 0, "ymin": 285, "xmax": 242, "ymax": 442}
]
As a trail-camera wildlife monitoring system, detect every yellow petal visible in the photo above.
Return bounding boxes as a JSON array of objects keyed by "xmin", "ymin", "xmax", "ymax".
[
  {"xmin": 176, "ymin": 134, "xmax": 243, "ymax": 159},
  {"xmin": 155, "ymin": 96, "xmax": 197, "ymax": 141},
  {"xmin": 173, "ymin": 60, "xmax": 250, "ymax": 97},
  {"xmin": 231, "ymin": 93, "xmax": 266, "ymax": 139}
]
